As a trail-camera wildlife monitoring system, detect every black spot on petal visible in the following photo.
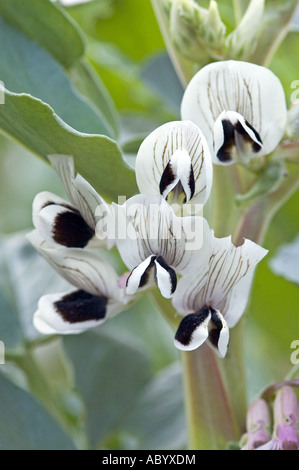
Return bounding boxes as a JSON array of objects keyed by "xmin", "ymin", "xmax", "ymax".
[
  {"xmin": 175, "ymin": 307, "xmax": 210, "ymax": 347},
  {"xmin": 54, "ymin": 290, "xmax": 107, "ymax": 324},
  {"xmin": 188, "ymin": 165, "xmax": 196, "ymax": 201},
  {"xmin": 216, "ymin": 118, "xmax": 263, "ymax": 162},
  {"xmin": 217, "ymin": 120, "xmax": 235, "ymax": 163},
  {"xmin": 53, "ymin": 210, "xmax": 94, "ymax": 248},
  {"xmin": 208, "ymin": 309, "xmax": 223, "ymax": 349},
  {"xmin": 160, "ymin": 161, "xmax": 176, "ymax": 196}
]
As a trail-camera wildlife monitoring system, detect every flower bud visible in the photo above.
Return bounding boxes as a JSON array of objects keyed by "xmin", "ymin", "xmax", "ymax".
[
  {"xmin": 241, "ymin": 399, "xmax": 271, "ymax": 450},
  {"xmin": 273, "ymin": 386, "xmax": 299, "ymax": 451},
  {"xmin": 169, "ymin": 0, "xmax": 226, "ymax": 62},
  {"xmin": 225, "ymin": 0, "xmax": 265, "ymax": 59}
]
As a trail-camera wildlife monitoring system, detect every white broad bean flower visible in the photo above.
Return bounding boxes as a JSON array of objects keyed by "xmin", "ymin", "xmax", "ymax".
[
  {"xmin": 33, "ymin": 155, "xmax": 114, "ymax": 249},
  {"xmin": 173, "ymin": 232, "xmax": 268, "ymax": 357},
  {"xmin": 114, "ymin": 194, "xmax": 210, "ymax": 299},
  {"xmin": 27, "ymin": 231, "xmax": 129, "ymax": 335},
  {"xmin": 181, "ymin": 61, "xmax": 287, "ymax": 165},
  {"xmin": 135, "ymin": 121, "xmax": 213, "ymax": 208}
]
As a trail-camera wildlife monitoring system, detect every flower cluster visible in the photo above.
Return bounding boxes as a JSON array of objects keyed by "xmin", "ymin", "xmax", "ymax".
[
  {"xmin": 28, "ymin": 60, "xmax": 290, "ymax": 357},
  {"xmin": 241, "ymin": 386, "xmax": 299, "ymax": 451}
]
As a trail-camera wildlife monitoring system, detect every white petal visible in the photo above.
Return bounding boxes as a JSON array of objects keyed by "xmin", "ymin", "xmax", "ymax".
[
  {"xmin": 201, "ymin": 234, "xmax": 267, "ymax": 313},
  {"xmin": 34, "ymin": 291, "xmax": 108, "ymax": 335},
  {"xmin": 126, "ymin": 255, "xmax": 156, "ymax": 295},
  {"xmin": 48, "ymin": 155, "xmax": 76, "ymax": 202},
  {"xmin": 49, "ymin": 155, "xmax": 112, "ymax": 235},
  {"xmin": 172, "ymin": 232, "xmax": 267, "ymax": 328},
  {"xmin": 219, "ymin": 269, "xmax": 255, "ymax": 328},
  {"xmin": 154, "ymin": 257, "xmax": 177, "ymax": 299},
  {"xmin": 27, "ymin": 230, "xmax": 126, "ymax": 304},
  {"xmin": 207, "ymin": 310, "xmax": 230, "ymax": 358},
  {"xmin": 214, "ymin": 237, "xmax": 268, "ymax": 327},
  {"xmin": 181, "ymin": 61, "xmax": 287, "ymax": 162},
  {"xmin": 32, "ymin": 192, "xmax": 75, "ymax": 229},
  {"xmin": 135, "ymin": 121, "xmax": 213, "ymax": 206},
  {"xmin": 174, "ymin": 308, "xmax": 211, "ymax": 351},
  {"xmin": 115, "ymin": 194, "xmax": 211, "ymax": 279},
  {"xmin": 33, "ymin": 195, "xmax": 94, "ymax": 249}
]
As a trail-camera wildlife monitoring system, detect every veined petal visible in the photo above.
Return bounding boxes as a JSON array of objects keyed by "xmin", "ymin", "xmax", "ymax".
[
  {"xmin": 173, "ymin": 232, "xmax": 267, "ymax": 330},
  {"xmin": 34, "ymin": 290, "xmax": 108, "ymax": 335},
  {"xmin": 214, "ymin": 111, "xmax": 263, "ymax": 165},
  {"xmin": 27, "ymin": 230, "xmax": 126, "ymax": 305},
  {"xmin": 135, "ymin": 121, "xmax": 213, "ymax": 206},
  {"xmin": 49, "ymin": 155, "xmax": 112, "ymax": 234},
  {"xmin": 204, "ymin": 235, "xmax": 268, "ymax": 311},
  {"xmin": 115, "ymin": 194, "xmax": 211, "ymax": 278},
  {"xmin": 174, "ymin": 307, "xmax": 211, "ymax": 351},
  {"xmin": 33, "ymin": 192, "xmax": 94, "ymax": 249},
  {"xmin": 181, "ymin": 61, "xmax": 287, "ymax": 163}
]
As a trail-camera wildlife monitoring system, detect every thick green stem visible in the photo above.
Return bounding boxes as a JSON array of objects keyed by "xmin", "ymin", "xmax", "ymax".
[{"xmin": 181, "ymin": 345, "xmax": 242, "ymax": 450}]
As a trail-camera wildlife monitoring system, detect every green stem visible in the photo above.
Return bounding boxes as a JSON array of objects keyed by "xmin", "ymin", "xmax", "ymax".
[{"xmin": 181, "ymin": 345, "xmax": 242, "ymax": 450}]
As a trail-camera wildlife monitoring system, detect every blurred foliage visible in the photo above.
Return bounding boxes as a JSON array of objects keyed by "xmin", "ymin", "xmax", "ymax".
[{"xmin": 0, "ymin": 0, "xmax": 298, "ymax": 450}]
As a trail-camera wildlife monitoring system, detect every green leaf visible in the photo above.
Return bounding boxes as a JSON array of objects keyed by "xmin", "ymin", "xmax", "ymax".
[
  {"xmin": 0, "ymin": 16, "xmax": 112, "ymax": 136},
  {"xmin": 69, "ymin": 59, "xmax": 120, "ymax": 138},
  {"xmin": 0, "ymin": 372, "xmax": 77, "ymax": 450},
  {"xmin": 104, "ymin": 296, "xmax": 177, "ymax": 374},
  {"xmin": 90, "ymin": 0, "xmax": 164, "ymax": 62},
  {"xmin": 141, "ymin": 53, "xmax": 184, "ymax": 115},
  {"xmin": 63, "ymin": 330, "xmax": 152, "ymax": 449},
  {"xmin": 123, "ymin": 363, "xmax": 186, "ymax": 450},
  {"xmin": 0, "ymin": 0, "xmax": 84, "ymax": 69},
  {"xmin": 0, "ymin": 89, "xmax": 137, "ymax": 200}
]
